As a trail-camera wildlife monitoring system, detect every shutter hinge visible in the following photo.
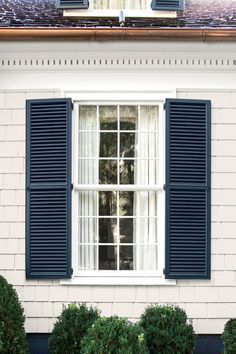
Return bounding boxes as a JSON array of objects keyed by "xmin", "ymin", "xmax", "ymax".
[
  {"xmin": 71, "ymin": 183, "xmax": 74, "ymax": 190},
  {"xmin": 71, "ymin": 101, "xmax": 74, "ymax": 110},
  {"xmin": 163, "ymin": 268, "xmax": 165, "ymax": 275},
  {"xmin": 163, "ymin": 184, "xmax": 166, "ymax": 191},
  {"xmin": 71, "ymin": 268, "xmax": 73, "ymax": 275},
  {"xmin": 163, "ymin": 103, "xmax": 166, "ymax": 110}
]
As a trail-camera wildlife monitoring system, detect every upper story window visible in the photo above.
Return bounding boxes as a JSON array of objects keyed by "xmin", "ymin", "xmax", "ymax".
[
  {"xmin": 74, "ymin": 104, "xmax": 163, "ymax": 276},
  {"xmin": 57, "ymin": 0, "xmax": 184, "ymax": 18}
]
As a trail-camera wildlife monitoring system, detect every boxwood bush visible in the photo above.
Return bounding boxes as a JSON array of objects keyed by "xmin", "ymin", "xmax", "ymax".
[
  {"xmin": 81, "ymin": 316, "xmax": 148, "ymax": 354},
  {"xmin": 139, "ymin": 305, "xmax": 195, "ymax": 354},
  {"xmin": 0, "ymin": 275, "xmax": 28, "ymax": 354},
  {"xmin": 49, "ymin": 304, "xmax": 100, "ymax": 354},
  {"xmin": 222, "ymin": 319, "xmax": 236, "ymax": 354}
]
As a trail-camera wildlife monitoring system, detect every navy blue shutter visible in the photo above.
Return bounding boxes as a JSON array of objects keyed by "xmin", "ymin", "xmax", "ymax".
[
  {"xmin": 165, "ymin": 99, "xmax": 211, "ymax": 279},
  {"xmin": 57, "ymin": 0, "xmax": 89, "ymax": 9},
  {"xmin": 26, "ymin": 99, "xmax": 72, "ymax": 279},
  {"xmin": 151, "ymin": 0, "xmax": 184, "ymax": 10}
]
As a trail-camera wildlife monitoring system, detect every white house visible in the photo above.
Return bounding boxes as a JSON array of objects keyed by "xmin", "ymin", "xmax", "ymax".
[{"xmin": 1, "ymin": 1, "xmax": 236, "ymax": 353}]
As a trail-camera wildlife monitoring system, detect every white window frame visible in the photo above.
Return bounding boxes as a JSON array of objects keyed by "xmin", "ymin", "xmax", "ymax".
[{"xmin": 61, "ymin": 90, "xmax": 176, "ymax": 285}]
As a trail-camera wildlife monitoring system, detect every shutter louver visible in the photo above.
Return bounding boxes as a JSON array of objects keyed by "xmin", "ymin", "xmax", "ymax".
[
  {"xmin": 165, "ymin": 99, "xmax": 211, "ymax": 279},
  {"xmin": 151, "ymin": 0, "xmax": 184, "ymax": 10},
  {"xmin": 26, "ymin": 99, "xmax": 72, "ymax": 279},
  {"xmin": 57, "ymin": 0, "xmax": 89, "ymax": 9}
]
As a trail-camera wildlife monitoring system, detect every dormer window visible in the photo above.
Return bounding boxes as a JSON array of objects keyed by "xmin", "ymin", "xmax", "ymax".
[{"xmin": 57, "ymin": 0, "xmax": 184, "ymax": 18}]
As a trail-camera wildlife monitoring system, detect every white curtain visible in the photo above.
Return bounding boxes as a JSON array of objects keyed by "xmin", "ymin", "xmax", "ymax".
[
  {"xmin": 93, "ymin": 0, "xmax": 145, "ymax": 9},
  {"xmin": 78, "ymin": 106, "xmax": 98, "ymax": 270},
  {"xmin": 134, "ymin": 106, "xmax": 159, "ymax": 270}
]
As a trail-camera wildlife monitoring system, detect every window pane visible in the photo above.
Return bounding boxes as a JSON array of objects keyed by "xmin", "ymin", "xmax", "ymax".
[
  {"xmin": 140, "ymin": 106, "xmax": 159, "ymax": 131},
  {"xmin": 99, "ymin": 218, "xmax": 117, "ymax": 243},
  {"xmin": 134, "ymin": 192, "xmax": 158, "ymax": 216},
  {"xmin": 135, "ymin": 160, "xmax": 159, "ymax": 184},
  {"xmin": 120, "ymin": 106, "xmax": 137, "ymax": 130},
  {"xmin": 120, "ymin": 133, "xmax": 135, "ymax": 158},
  {"xmin": 137, "ymin": 133, "xmax": 159, "ymax": 158},
  {"xmin": 120, "ymin": 160, "xmax": 134, "ymax": 184},
  {"xmin": 78, "ymin": 218, "xmax": 97, "ymax": 243},
  {"xmin": 136, "ymin": 246, "xmax": 158, "ymax": 270},
  {"xmin": 78, "ymin": 132, "xmax": 97, "ymax": 157},
  {"xmin": 78, "ymin": 160, "xmax": 98, "ymax": 184},
  {"xmin": 136, "ymin": 218, "xmax": 158, "ymax": 244},
  {"xmin": 120, "ymin": 246, "xmax": 133, "ymax": 270},
  {"xmin": 100, "ymin": 132, "xmax": 117, "ymax": 157},
  {"xmin": 99, "ymin": 160, "xmax": 117, "ymax": 184},
  {"xmin": 79, "ymin": 106, "xmax": 97, "ymax": 130},
  {"xmin": 120, "ymin": 218, "xmax": 133, "ymax": 243},
  {"xmin": 119, "ymin": 191, "xmax": 134, "ymax": 216},
  {"xmin": 78, "ymin": 245, "xmax": 97, "ymax": 270},
  {"xmin": 110, "ymin": 0, "xmax": 125, "ymax": 9},
  {"xmin": 78, "ymin": 191, "xmax": 97, "ymax": 216},
  {"xmin": 100, "ymin": 106, "xmax": 117, "ymax": 130},
  {"xmin": 99, "ymin": 246, "xmax": 117, "ymax": 270},
  {"xmin": 99, "ymin": 191, "xmax": 117, "ymax": 216}
]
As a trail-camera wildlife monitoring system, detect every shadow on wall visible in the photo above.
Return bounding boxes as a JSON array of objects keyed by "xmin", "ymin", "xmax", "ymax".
[{"xmin": 27, "ymin": 334, "xmax": 223, "ymax": 354}]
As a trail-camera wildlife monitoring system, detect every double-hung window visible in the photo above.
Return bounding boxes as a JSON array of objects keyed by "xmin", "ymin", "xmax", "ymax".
[
  {"xmin": 73, "ymin": 103, "xmax": 164, "ymax": 282},
  {"xmin": 26, "ymin": 94, "xmax": 211, "ymax": 283}
]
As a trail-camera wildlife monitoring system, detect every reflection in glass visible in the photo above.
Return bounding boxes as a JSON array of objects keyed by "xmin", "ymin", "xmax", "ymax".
[
  {"xmin": 120, "ymin": 106, "xmax": 137, "ymax": 130},
  {"xmin": 119, "ymin": 191, "xmax": 133, "ymax": 216},
  {"xmin": 100, "ymin": 106, "xmax": 117, "ymax": 130},
  {"xmin": 99, "ymin": 191, "xmax": 117, "ymax": 216},
  {"xmin": 79, "ymin": 106, "xmax": 97, "ymax": 131},
  {"xmin": 120, "ymin": 133, "xmax": 135, "ymax": 158},
  {"xmin": 120, "ymin": 218, "xmax": 133, "ymax": 243},
  {"xmin": 100, "ymin": 133, "xmax": 117, "ymax": 157},
  {"xmin": 120, "ymin": 246, "xmax": 133, "ymax": 270},
  {"xmin": 99, "ymin": 160, "xmax": 117, "ymax": 184},
  {"xmin": 120, "ymin": 160, "xmax": 134, "ymax": 184},
  {"xmin": 78, "ymin": 245, "xmax": 97, "ymax": 270},
  {"xmin": 99, "ymin": 246, "xmax": 117, "ymax": 270},
  {"xmin": 99, "ymin": 218, "xmax": 117, "ymax": 243}
]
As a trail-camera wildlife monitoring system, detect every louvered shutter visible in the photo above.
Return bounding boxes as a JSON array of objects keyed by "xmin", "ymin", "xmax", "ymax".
[
  {"xmin": 151, "ymin": 0, "xmax": 184, "ymax": 10},
  {"xmin": 165, "ymin": 99, "xmax": 211, "ymax": 279},
  {"xmin": 57, "ymin": 0, "xmax": 89, "ymax": 9},
  {"xmin": 26, "ymin": 98, "xmax": 72, "ymax": 279}
]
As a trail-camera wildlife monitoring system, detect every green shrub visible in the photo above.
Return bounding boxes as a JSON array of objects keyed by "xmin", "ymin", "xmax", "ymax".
[
  {"xmin": 81, "ymin": 316, "xmax": 148, "ymax": 354},
  {"xmin": 49, "ymin": 303, "xmax": 100, "ymax": 354},
  {"xmin": 0, "ymin": 275, "xmax": 27, "ymax": 354},
  {"xmin": 222, "ymin": 319, "xmax": 236, "ymax": 354},
  {"xmin": 139, "ymin": 305, "xmax": 195, "ymax": 354}
]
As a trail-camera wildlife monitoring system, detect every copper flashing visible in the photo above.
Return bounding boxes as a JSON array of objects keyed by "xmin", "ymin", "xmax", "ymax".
[{"xmin": 0, "ymin": 28, "xmax": 236, "ymax": 41}]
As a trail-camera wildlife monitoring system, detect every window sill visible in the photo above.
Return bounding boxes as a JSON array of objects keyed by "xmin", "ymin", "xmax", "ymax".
[{"xmin": 60, "ymin": 275, "xmax": 176, "ymax": 286}]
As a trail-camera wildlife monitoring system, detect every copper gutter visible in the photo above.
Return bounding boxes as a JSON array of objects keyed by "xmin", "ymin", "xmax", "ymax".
[{"xmin": 0, "ymin": 28, "xmax": 236, "ymax": 41}]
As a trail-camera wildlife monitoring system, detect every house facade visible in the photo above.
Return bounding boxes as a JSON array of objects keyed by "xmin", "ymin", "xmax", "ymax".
[{"xmin": 0, "ymin": 27, "xmax": 236, "ymax": 353}]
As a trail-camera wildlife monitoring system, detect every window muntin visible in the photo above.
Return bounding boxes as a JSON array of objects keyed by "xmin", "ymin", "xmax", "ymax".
[{"xmin": 76, "ymin": 104, "xmax": 162, "ymax": 273}]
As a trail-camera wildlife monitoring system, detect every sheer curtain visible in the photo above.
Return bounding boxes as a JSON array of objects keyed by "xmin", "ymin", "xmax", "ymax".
[
  {"xmin": 93, "ymin": 0, "xmax": 145, "ymax": 9},
  {"xmin": 134, "ymin": 106, "xmax": 159, "ymax": 270},
  {"xmin": 78, "ymin": 106, "xmax": 98, "ymax": 270}
]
